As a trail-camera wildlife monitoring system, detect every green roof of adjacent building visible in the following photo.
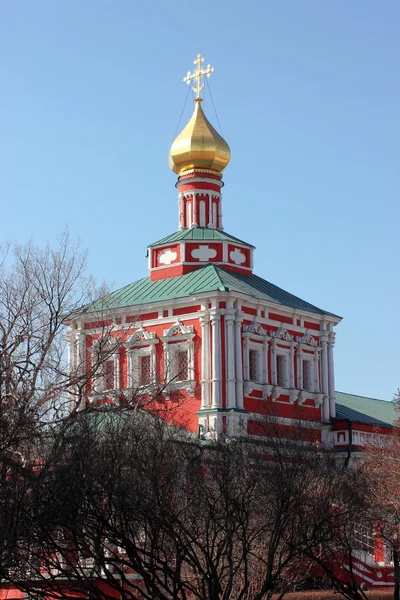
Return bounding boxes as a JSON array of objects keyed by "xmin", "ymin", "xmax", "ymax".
[
  {"xmin": 148, "ymin": 227, "xmax": 254, "ymax": 248},
  {"xmin": 335, "ymin": 391, "xmax": 397, "ymax": 428},
  {"xmin": 81, "ymin": 264, "xmax": 339, "ymax": 317}
]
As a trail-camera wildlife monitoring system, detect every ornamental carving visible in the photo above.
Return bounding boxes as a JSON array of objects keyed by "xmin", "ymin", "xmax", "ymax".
[
  {"xmin": 243, "ymin": 321, "xmax": 267, "ymax": 336},
  {"xmin": 163, "ymin": 319, "xmax": 194, "ymax": 337},
  {"xmin": 296, "ymin": 331, "xmax": 318, "ymax": 347},
  {"xmin": 127, "ymin": 326, "xmax": 156, "ymax": 344},
  {"xmin": 271, "ymin": 325, "xmax": 293, "ymax": 342}
]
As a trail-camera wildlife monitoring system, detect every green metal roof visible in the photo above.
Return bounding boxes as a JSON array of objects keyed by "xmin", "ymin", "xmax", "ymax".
[
  {"xmin": 81, "ymin": 265, "xmax": 337, "ymax": 317},
  {"xmin": 149, "ymin": 227, "xmax": 254, "ymax": 248},
  {"xmin": 335, "ymin": 391, "xmax": 397, "ymax": 428}
]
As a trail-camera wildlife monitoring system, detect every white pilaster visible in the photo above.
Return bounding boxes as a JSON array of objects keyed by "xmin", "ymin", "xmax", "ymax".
[
  {"xmin": 178, "ymin": 193, "xmax": 184, "ymax": 229},
  {"xmin": 225, "ymin": 302, "xmax": 236, "ymax": 409},
  {"xmin": 262, "ymin": 339, "xmax": 269, "ymax": 384},
  {"xmin": 313, "ymin": 351, "xmax": 319, "ymax": 393},
  {"xmin": 210, "ymin": 307, "xmax": 221, "ymax": 409},
  {"xmin": 289, "ymin": 344, "xmax": 295, "ymax": 388},
  {"xmin": 113, "ymin": 352, "xmax": 120, "ymax": 390},
  {"xmin": 321, "ymin": 334, "xmax": 330, "ymax": 422},
  {"xmin": 200, "ymin": 311, "xmax": 211, "ymax": 409},
  {"xmin": 127, "ymin": 349, "xmax": 133, "ymax": 388},
  {"xmin": 235, "ymin": 306, "xmax": 244, "ymax": 409},
  {"xmin": 218, "ymin": 193, "xmax": 223, "ymax": 230},
  {"xmin": 192, "ymin": 193, "xmax": 198, "ymax": 226},
  {"xmin": 328, "ymin": 332, "xmax": 336, "ymax": 419},
  {"xmin": 243, "ymin": 336, "xmax": 249, "ymax": 381},
  {"xmin": 297, "ymin": 346, "xmax": 302, "ymax": 389},
  {"xmin": 271, "ymin": 339, "xmax": 277, "ymax": 385}
]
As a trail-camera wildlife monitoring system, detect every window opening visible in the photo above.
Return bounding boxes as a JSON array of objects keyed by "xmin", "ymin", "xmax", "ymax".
[
  {"xmin": 174, "ymin": 349, "xmax": 188, "ymax": 381},
  {"xmin": 277, "ymin": 355, "xmax": 286, "ymax": 387},
  {"xmin": 249, "ymin": 349, "xmax": 258, "ymax": 382},
  {"xmin": 199, "ymin": 200, "xmax": 206, "ymax": 226},
  {"xmin": 302, "ymin": 359, "xmax": 311, "ymax": 391},
  {"xmin": 352, "ymin": 524, "xmax": 375, "ymax": 557},
  {"xmin": 139, "ymin": 354, "xmax": 151, "ymax": 386},
  {"xmin": 104, "ymin": 360, "xmax": 114, "ymax": 390}
]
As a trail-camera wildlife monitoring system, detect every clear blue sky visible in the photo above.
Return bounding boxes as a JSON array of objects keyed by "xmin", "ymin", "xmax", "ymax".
[{"xmin": 1, "ymin": 1, "xmax": 399, "ymax": 400}]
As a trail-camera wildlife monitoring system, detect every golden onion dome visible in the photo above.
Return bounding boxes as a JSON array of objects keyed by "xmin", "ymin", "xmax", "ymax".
[{"xmin": 169, "ymin": 100, "xmax": 230, "ymax": 176}]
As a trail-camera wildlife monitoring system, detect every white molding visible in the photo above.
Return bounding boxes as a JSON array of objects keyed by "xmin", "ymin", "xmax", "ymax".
[
  {"xmin": 210, "ymin": 308, "xmax": 222, "ymax": 408},
  {"xmin": 225, "ymin": 304, "xmax": 236, "ymax": 409},
  {"xmin": 162, "ymin": 319, "xmax": 194, "ymax": 338},
  {"xmin": 199, "ymin": 311, "xmax": 211, "ymax": 409}
]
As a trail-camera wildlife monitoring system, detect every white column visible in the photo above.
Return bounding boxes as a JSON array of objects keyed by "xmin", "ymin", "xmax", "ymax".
[
  {"xmin": 218, "ymin": 193, "xmax": 223, "ymax": 230},
  {"xmin": 297, "ymin": 346, "xmax": 303, "ymax": 389},
  {"xmin": 192, "ymin": 193, "xmax": 198, "ymax": 227},
  {"xmin": 77, "ymin": 325, "xmax": 86, "ymax": 375},
  {"xmin": 210, "ymin": 308, "xmax": 221, "ymax": 408},
  {"xmin": 225, "ymin": 305, "xmax": 236, "ymax": 409},
  {"xmin": 289, "ymin": 344, "xmax": 295, "ymax": 388},
  {"xmin": 243, "ymin": 336, "xmax": 249, "ymax": 380},
  {"xmin": 178, "ymin": 193, "xmax": 183, "ymax": 229},
  {"xmin": 271, "ymin": 339, "xmax": 277, "ymax": 385},
  {"xmin": 126, "ymin": 349, "xmax": 133, "ymax": 388},
  {"xmin": 328, "ymin": 332, "xmax": 336, "ymax": 419},
  {"xmin": 313, "ymin": 351, "xmax": 319, "ymax": 393},
  {"xmin": 321, "ymin": 334, "xmax": 330, "ymax": 422},
  {"xmin": 200, "ymin": 312, "xmax": 211, "ymax": 409},
  {"xmin": 234, "ymin": 311, "xmax": 244, "ymax": 409},
  {"xmin": 262, "ymin": 339, "xmax": 269, "ymax": 384},
  {"xmin": 113, "ymin": 352, "xmax": 120, "ymax": 390}
]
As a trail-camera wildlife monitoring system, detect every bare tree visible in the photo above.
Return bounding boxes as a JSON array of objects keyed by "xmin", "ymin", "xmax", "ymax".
[
  {"xmin": 0, "ymin": 409, "xmax": 355, "ymax": 600},
  {"xmin": 363, "ymin": 396, "xmax": 400, "ymax": 600}
]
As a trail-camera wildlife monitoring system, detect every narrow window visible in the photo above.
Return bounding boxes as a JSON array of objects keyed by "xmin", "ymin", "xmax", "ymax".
[
  {"xmin": 139, "ymin": 354, "xmax": 151, "ymax": 386},
  {"xmin": 249, "ymin": 349, "xmax": 258, "ymax": 382},
  {"xmin": 212, "ymin": 202, "xmax": 217, "ymax": 228},
  {"xmin": 174, "ymin": 349, "xmax": 188, "ymax": 381},
  {"xmin": 302, "ymin": 360, "xmax": 311, "ymax": 391},
  {"xmin": 276, "ymin": 355, "xmax": 286, "ymax": 387},
  {"xmin": 104, "ymin": 359, "xmax": 114, "ymax": 390},
  {"xmin": 187, "ymin": 202, "xmax": 192, "ymax": 228},
  {"xmin": 199, "ymin": 200, "xmax": 206, "ymax": 227}
]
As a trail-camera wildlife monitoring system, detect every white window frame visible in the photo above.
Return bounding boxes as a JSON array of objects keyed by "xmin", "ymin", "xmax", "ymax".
[
  {"xmin": 244, "ymin": 342, "xmax": 263, "ymax": 383},
  {"xmin": 90, "ymin": 339, "xmax": 119, "ymax": 396},
  {"xmin": 125, "ymin": 326, "xmax": 158, "ymax": 392},
  {"xmin": 301, "ymin": 355, "xmax": 314, "ymax": 392},
  {"xmin": 242, "ymin": 321, "xmax": 269, "ymax": 391},
  {"xmin": 161, "ymin": 320, "xmax": 195, "ymax": 394},
  {"xmin": 275, "ymin": 351, "xmax": 290, "ymax": 388}
]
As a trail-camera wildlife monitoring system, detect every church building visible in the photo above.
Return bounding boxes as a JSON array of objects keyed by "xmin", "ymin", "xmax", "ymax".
[{"xmin": 66, "ymin": 55, "xmax": 397, "ymax": 588}]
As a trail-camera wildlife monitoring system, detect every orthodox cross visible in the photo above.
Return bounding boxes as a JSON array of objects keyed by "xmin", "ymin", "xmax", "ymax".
[{"xmin": 183, "ymin": 54, "xmax": 214, "ymax": 100}]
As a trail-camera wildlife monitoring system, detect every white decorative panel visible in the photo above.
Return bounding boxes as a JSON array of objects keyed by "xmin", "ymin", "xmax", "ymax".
[
  {"xmin": 158, "ymin": 248, "xmax": 178, "ymax": 265},
  {"xmin": 229, "ymin": 248, "xmax": 246, "ymax": 265},
  {"xmin": 191, "ymin": 245, "xmax": 217, "ymax": 261}
]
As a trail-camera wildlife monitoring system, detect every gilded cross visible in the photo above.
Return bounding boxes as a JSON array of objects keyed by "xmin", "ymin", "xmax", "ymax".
[{"xmin": 183, "ymin": 54, "xmax": 214, "ymax": 101}]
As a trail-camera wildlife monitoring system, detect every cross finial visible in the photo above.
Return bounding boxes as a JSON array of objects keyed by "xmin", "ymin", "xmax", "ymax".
[{"xmin": 183, "ymin": 54, "xmax": 214, "ymax": 101}]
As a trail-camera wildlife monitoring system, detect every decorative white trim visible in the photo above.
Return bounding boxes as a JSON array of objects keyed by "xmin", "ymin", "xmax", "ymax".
[
  {"xmin": 161, "ymin": 320, "xmax": 195, "ymax": 394},
  {"xmin": 210, "ymin": 307, "xmax": 221, "ymax": 408},
  {"xmin": 191, "ymin": 245, "xmax": 217, "ymax": 261},
  {"xmin": 163, "ymin": 319, "xmax": 194, "ymax": 338},
  {"xmin": 296, "ymin": 330, "xmax": 318, "ymax": 346},
  {"xmin": 225, "ymin": 303, "xmax": 236, "ymax": 409},
  {"xmin": 235, "ymin": 307, "xmax": 244, "ymax": 409},
  {"xmin": 271, "ymin": 325, "xmax": 294, "ymax": 342},
  {"xmin": 199, "ymin": 311, "xmax": 211, "ymax": 409},
  {"xmin": 126, "ymin": 325, "xmax": 156, "ymax": 343},
  {"xmin": 243, "ymin": 320, "xmax": 267, "ymax": 337}
]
